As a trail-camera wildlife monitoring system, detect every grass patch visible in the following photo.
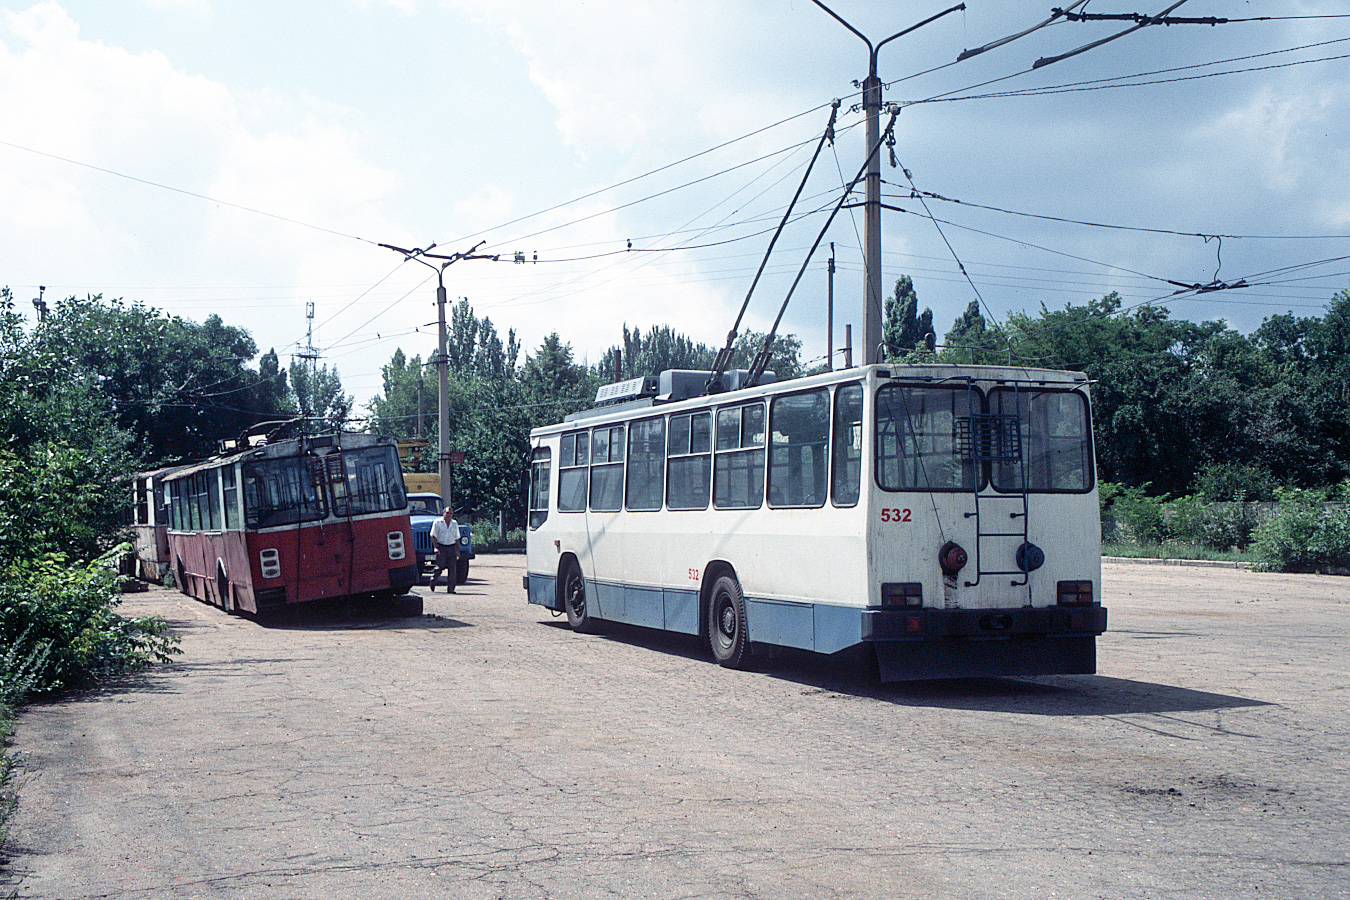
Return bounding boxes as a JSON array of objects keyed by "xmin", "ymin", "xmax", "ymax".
[{"xmin": 1103, "ymin": 541, "xmax": 1253, "ymax": 563}]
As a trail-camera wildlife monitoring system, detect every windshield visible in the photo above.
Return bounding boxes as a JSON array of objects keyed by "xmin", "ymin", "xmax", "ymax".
[
  {"xmin": 243, "ymin": 457, "xmax": 325, "ymax": 528},
  {"xmin": 333, "ymin": 446, "xmax": 408, "ymax": 516}
]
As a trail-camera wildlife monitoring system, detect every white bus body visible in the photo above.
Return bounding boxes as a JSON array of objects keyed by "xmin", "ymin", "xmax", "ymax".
[{"xmin": 525, "ymin": 364, "xmax": 1106, "ymax": 680}]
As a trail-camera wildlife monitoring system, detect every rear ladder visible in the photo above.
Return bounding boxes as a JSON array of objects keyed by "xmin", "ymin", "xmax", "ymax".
[{"xmin": 959, "ymin": 381, "xmax": 1031, "ymax": 592}]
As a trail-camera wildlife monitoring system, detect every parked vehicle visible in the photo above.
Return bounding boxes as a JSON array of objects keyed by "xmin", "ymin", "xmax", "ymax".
[
  {"xmin": 155, "ymin": 432, "xmax": 418, "ymax": 614},
  {"xmin": 408, "ymin": 492, "xmax": 474, "ymax": 584},
  {"xmin": 525, "ymin": 364, "xmax": 1106, "ymax": 680}
]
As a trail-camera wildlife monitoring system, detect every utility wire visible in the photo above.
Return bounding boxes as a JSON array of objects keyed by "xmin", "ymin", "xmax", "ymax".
[
  {"xmin": 0, "ymin": 138, "xmax": 379, "ymax": 246},
  {"xmin": 881, "ymin": 182, "xmax": 1350, "ymax": 240}
]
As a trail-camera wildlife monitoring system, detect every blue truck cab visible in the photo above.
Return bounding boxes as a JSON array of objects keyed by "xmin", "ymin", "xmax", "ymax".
[{"xmin": 407, "ymin": 493, "xmax": 473, "ymax": 585}]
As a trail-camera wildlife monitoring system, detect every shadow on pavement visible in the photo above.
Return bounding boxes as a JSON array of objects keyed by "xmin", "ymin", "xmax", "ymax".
[{"xmin": 539, "ymin": 619, "xmax": 1269, "ymax": 717}]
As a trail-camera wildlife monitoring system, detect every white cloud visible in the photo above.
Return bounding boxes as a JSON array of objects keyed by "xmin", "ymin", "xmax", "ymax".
[{"xmin": 0, "ymin": 1, "xmax": 405, "ymax": 366}]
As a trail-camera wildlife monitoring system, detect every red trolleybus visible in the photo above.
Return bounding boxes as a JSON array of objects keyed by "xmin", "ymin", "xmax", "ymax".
[{"xmin": 162, "ymin": 432, "xmax": 418, "ymax": 614}]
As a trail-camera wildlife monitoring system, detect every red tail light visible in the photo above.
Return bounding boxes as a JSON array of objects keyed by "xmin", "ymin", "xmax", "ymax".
[
  {"xmin": 881, "ymin": 582, "xmax": 923, "ymax": 608},
  {"xmin": 1057, "ymin": 580, "xmax": 1094, "ymax": 606}
]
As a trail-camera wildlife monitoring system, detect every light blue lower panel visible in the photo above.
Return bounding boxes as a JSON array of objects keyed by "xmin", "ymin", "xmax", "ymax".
[
  {"xmin": 571, "ymin": 578, "xmax": 864, "ymax": 653},
  {"xmin": 746, "ymin": 598, "xmax": 863, "ymax": 653},
  {"xmin": 747, "ymin": 598, "xmax": 815, "ymax": 651},
  {"xmin": 594, "ymin": 580, "xmax": 625, "ymax": 620},
  {"xmin": 625, "ymin": 586, "xmax": 664, "ymax": 629},
  {"xmin": 663, "ymin": 588, "xmax": 699, "ymax": 635},
  {"xmin": 813, "ymin": 603, "xmax": 864, "ymax": 654},
  {"xmin": 526, "ymin": 573, "xmax": 559, "ymax": 610}
]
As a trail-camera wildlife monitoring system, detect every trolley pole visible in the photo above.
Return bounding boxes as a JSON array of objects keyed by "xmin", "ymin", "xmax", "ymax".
[
  {"xmin": 378, "ymin": 241, "xmax": 499, "ymax": 507},
  {"xmin": 810, "ymin": 1, "xmax": 965, "ymax": 363}
]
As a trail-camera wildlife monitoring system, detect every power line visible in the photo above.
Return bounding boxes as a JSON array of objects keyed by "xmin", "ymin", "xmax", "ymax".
[{"xmin": 0, "ymin": 139, "xmax": 379, "ymax": 246}]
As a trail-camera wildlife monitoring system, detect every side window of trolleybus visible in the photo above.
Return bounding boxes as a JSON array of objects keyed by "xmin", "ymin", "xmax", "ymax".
[
  {"xmin": 714, "ymin": 402, "xmax": 765, "ymax": 509},
  {"xmin": 625, "ymin": 417, "xmax": 665, "ymax": 511},
  {"xmin": 667, "ymin": 411, "xmax": 711, "ymax": 510},
  {"xmin": 590, "ymin": 425, "xmax": 625, "ymax": 512},
  {"xmin": 875, "ymin": 385, "xmax": 976, "ymax": 492},
  {"xmin": 558, "ymin": 432, "xmax": 589, "ymax": 513},
  {"xmin": 768, "ymin": 389, "xmax": 829, "ymax": 508},
  {"xmin": 988, "ymin": 389, "xmax": 1092, "ymax": 493},
  {"xmin": 223, "ymin": 466, "xmax": 240, "ymax": 530},
  {"xmin": 529, "ymin": 448, "xmax": 551, "ymax": 529},
  {"xmin": 832, "ymin": 383, "xmax": 863, "ymax": 506}
]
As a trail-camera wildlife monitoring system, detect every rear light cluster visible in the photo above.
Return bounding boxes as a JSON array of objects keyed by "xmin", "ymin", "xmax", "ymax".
[
  {"xmin": 1057, "ymin": 580, "xmax": 1094, "ymax": 606},
  {"xmin": 881, "ymin": 582, "xmax": 923, "ymax": 608},
  {"xmin": 387, "ymin": 531, "xmax": 406, "ymax": 560},
  {"xmin": 259, "ymin": 548, "xmax": 281, "ymax": 579}
]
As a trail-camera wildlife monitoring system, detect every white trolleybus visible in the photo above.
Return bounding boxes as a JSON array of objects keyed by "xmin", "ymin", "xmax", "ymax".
[{"xmin": 524, "ymin": 364, "xmax": 1106, "ymax": 680}]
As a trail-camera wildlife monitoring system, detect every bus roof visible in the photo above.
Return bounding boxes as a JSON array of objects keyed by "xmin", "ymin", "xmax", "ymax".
[{"xmin": 534, "ymin": 363, "xmax": 1089, "ymax": 436}]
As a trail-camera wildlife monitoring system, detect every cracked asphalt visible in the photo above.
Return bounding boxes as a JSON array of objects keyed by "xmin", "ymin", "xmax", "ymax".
[{"xmin": 3, "ymin": 556, "xmax": 1348, "ymax": 899}]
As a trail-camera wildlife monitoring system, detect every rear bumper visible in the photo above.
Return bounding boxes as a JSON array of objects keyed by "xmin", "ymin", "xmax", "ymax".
[{"xmin": 862, "ymin": 605, "xmax": 1107, "ymax": 641}]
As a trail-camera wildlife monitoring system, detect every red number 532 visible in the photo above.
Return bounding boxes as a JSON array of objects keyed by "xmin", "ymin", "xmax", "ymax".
[{"xmin": 880, "ymin": 508, "xmax": 912, "ymax": 523}]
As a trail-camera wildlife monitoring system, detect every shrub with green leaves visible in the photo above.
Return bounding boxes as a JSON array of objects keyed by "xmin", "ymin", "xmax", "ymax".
[
  {"xmin": 1251, "ymin": 488, "xmax": 1350, "ymax": 573},
  {"xmin": 0, "ymin": 547, "xmax": 180, "ymax": 705},
  {"xmin": 1110, "ymin": 484, "xmax": 1169, "ymax": 545},
  {"xmin": 1167, "ymin": 495, "xmax": 1258, "ymax": 551}
]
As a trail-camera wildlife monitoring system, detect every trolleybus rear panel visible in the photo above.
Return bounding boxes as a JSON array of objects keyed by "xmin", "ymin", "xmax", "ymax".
[{"xmin": 526, "ymin": 365, "xmax": 1106, "ymax": 680}]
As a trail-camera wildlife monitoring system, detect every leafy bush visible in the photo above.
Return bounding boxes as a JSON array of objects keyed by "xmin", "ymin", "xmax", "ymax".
[
  {"xmin": 1110, "ymin": 484, "xmax": 1169, "ymax": 545},
  {"xmin": 1195, "ymin": 463, "xmax": 1278, "ymax": 502},
  {"xmin": 1168, "ymin": 495, "xmax": 1258, "ymax": 551},
  {"xmin": 0, "ymin": 547, "xmax": 180, "ymax": 703},
  {"xmin": 466, "ymin": 519, "xmax": 525, "ymax": 552},
  {"xmin": 1251, "ymin": 488, "xmax": 1350, "ymax": 573}
]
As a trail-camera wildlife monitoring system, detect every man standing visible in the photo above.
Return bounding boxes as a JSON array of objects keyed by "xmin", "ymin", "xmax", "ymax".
[{"xmin": 429, "ymin": 504, "xmax": 460, "ymax": 593}]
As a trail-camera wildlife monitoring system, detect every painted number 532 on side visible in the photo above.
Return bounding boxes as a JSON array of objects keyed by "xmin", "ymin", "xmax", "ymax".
[{"xmin": 880, "ymin": 508, "xmax": 913, "ymax": 523}]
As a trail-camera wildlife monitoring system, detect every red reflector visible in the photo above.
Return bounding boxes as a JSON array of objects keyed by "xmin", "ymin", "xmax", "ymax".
[
  {"xmin": 905, "ymin": 615, "xmax": 922, "ymax": 633},
  {"xmin": 1070, "ymin": 612, "xmax": 1086, "ymax": 630}
]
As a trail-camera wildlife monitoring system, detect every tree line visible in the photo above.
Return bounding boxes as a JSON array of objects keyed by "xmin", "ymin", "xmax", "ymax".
[{"xmin": 2, "ymin": 278, "xmax": 1347, "ymax": 549}]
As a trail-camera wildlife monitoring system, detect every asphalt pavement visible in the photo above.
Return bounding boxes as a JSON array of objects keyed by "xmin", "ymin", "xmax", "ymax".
[{"xmin": 2, "ymin": 557, "xmax": 1347, "ymax": 899}]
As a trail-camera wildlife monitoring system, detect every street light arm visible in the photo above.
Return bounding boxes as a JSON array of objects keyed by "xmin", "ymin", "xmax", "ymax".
[
  {"xmin": 809, "ymin": 0, "xmax": 873, "ymax": 55},
  {"xmin": 875, "ymin": 3, "xmax": 966, "ymax": 56}
]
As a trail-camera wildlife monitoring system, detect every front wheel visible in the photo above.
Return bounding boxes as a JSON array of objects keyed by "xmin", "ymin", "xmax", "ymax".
[
  {"xmin": 456, "ymin": 558, "xmax": 470, "ymax": 585},
  {"xmin": 708, "ymin": 574, "xmax": 749, "ymax": 668},
  {"xmin": 561, "ymin": 560, "xmax": 598, "ymax": 633}
]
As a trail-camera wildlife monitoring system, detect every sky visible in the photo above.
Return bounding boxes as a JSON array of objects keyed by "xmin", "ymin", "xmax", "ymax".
[{"xmin": 3, "ymin": 0, "xmax": 1348, "ymax": 409}]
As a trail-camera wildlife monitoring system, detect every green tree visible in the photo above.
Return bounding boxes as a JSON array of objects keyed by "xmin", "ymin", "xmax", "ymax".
[
  {"xmin": 13, "ymin": 292, "xmax": 290, "ymax": 463},
  {"xmin": 883, "ymin": 275, "xmax": 934, "ymax": 361},
  {"xmin": 941, "ymin": 301, "xmax": 1009, "ymax": 364},
  {"xmin": 288, "ymin": 360, "xmax": 353, "ymax": 433},
  {"xmin": 366, "ymin": 348, "xmax": 432, "ymax": 441}
]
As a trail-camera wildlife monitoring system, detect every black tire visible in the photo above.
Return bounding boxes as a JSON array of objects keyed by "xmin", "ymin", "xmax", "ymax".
[
  {"xmin": 456, "ymin": 558, "xmax": 470, "ymax": 585},
  {"xmin": 561, "ymin": 559, "xmax": 598, "ymax": 633},
  {"xmin": 708, "ymin": 574, "xmax": 749, "ymax": 668}
]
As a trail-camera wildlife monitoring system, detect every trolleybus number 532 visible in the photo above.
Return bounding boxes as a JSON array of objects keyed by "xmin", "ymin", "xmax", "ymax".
[{"xmin": 880, "ymin": 508, "xmax": 913, "ymax": 523}]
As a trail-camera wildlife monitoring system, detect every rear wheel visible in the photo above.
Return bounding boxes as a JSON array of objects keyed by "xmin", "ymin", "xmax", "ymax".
[
  {"xmin": 708, "ymin": 574, "xmax": 749, "ymax": 668},
  {"xmin": 561, "ymin": 559, "xmax": 597, "ymax": 633}
]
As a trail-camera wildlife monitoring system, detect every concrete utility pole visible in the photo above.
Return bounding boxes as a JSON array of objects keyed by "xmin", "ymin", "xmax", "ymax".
[
  {"xmin": 378, "ymin": 241, "xmax": 499, "ymax": 506},
  {"xmin": 827, "ymin": 244, "xmax": 835, "ymax": 371},
  {"xmin": 810, "ymin": 1, "xmax": 965, "ymax": 363}
]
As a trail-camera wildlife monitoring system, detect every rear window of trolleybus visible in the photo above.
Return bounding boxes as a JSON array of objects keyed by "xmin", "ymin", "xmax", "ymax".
[{"xmin": 874, "ymin": 384, "xmax": 1093, "ymax": 493}]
